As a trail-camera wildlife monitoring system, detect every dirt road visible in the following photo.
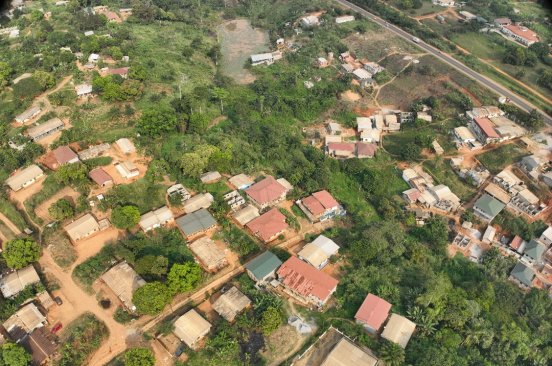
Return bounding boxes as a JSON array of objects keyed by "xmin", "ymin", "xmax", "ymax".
[{"xmin": 39, "ymin": 251, "xmax": 130, "ymax": 366}]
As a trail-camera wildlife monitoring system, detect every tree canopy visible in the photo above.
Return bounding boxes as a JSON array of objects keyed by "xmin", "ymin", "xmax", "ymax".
[
  {"xmin": 124, "ymin": 348, "xmax": 155, "ymax": 366},
  {"xmin": 2, "ymin": 239, "xmax": 41, "ymax": 269},
  {"xmin": 167, "ymin": 262, "xmax": 202, "ymax": 294},
  {"xmin": 1, "ymin": 343, "xmax": 32, "ymax": 366},
  {"xmin": 111, "ymin": 206, "xmax": 140, "ymax": 229},
  {"xmin": 132, "ymin": 282, "xmax": 171, "ymax": 315}
]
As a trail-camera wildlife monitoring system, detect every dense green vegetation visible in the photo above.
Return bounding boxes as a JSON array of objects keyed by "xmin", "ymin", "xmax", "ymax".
[
  {"xmin": 57, "ymin": 313, "xmax": 108, "ymax": 366},
  {"xmin": 2, "ymin": 238, "xmax": 41, "ymax": 269}
]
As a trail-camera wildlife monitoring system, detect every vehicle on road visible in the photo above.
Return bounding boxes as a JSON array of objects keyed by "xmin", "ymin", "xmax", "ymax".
[
  {"xmin": 54, "ymin": 296, "xmax": 63, "ymax": 305},
  {"xmin": 412, "ymin": 37, "xmax": 421, "ymax": 43},
  {"xmin": 51, "ymin": 322, "xmax": 63, "ymax": 334}
]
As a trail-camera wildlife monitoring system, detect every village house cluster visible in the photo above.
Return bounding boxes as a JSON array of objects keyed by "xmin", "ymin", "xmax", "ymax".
[{"xmin": 402, "ymin": 166, "xmax": 461, "ymax": 213}]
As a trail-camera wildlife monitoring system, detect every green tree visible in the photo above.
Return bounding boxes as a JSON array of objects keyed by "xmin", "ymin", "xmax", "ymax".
[
  {"xmin": 528, "ymin": 42, "xmax": 549, "ymax": 59},
  {"xmin": 33, "ymin": 71, "xmax": 55, "ymax": 90},
  {"xmin": 180, "ymin": 152, "xmax": 206, "ymax": 177},
  {"xmin": 135, "ymin": 255, "xmax": 168, "ymax": 278},
  {"xmin": 400, "ymin": 143, "xmax": 421, "ymax": 161},
  {"xmin": 111, "ymin": 206, "xmax": 140, "ymax": 229},
  {"xmin": 2, "ymin": 239, "xmax": 41, "ymax": 269},
  {"xmin": 124, "ymin": 348, "xmax": 155, "ymax": 366},
  {"xmin": 132, "ymin": 282, "xmax": 171, "ymax": 315},
  {"xmin": 48, "ymin": 199, "xmax": 74, "ymax": 220},
  {"xmin": 167, "ymin": 262, "xmax": 202, "ymax": 294},
  {"xmin": 187, "ymin": 113, "xmax": 209, "ymax": 134},
  {"xmin": 136, "ymin": 105, "xmax": 178, "ymax": 136},
  {"xmin": 379, "ymin": 341, "xmax": 405, "ymax": 366},
  {"xmin": 537, "ymin": 69, "xmax": 552, "ymax": 90},
  {"xmin": 260, "ymin": 306, "xmax": 282, "ymax": 335},
  {"xmin": 0, "ymin": 61, "xmax": 12, "ymax": 87},
  {"xmin": 13, "ymin": 77, "xmax": 42, "ymax": 100},
  {"xmin": 1, "ymin": 343, "xmax": 32, "ymax": 366},
  {"xmin": 211, "ymin": 87, "xmax": 230, "ymax": 113},
  {"xmin": 55, "ymin": 163, "xmax": 88, "ymax": 185}
]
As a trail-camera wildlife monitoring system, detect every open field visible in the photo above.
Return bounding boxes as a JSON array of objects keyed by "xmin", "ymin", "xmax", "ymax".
[
  {"xmin": 218, "ymin": 19, "xmax": 270, "ymax": 84},
  {"xmin": 477, "ymin": 143, "xmax": 528, "ymax": 174},
  {"xmin": 423, "ymin": 158, "xmax": 478, "ymax": 201}
]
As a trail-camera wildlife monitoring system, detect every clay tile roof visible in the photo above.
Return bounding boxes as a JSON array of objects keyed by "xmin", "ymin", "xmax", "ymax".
[
  {"xmin": 327, "ymin": 142, "xmax": 355, "ymax": 152},
  {"xmin": 474, "ymin": 117, "xmax": 499, "ymax": 138},
  {"xmin": 356, "ymin": 142, "xmax": 377, "ymax": 157},
  {"xmin": 88, "ymin": 167, "xmax": 113, "ymax": 185},
  {"xmin": 246, "ymin": 208, "xmax": 288, "ymax": 242},
  {"xmin": 302, "ymin": 196, "xmax": 325, "ymax": 216},
  {"xmin": 52, "ymin": 146, "xmax": 78, "ymax": 164},
  {"xmin": 276, "ymin": 256, "xmax": 338, "ymax": 302},
  {"xmin": 312, "ymin": 190, "xmax": 339, "ymax": 209},
  {"xmin": 504, "ymin": 24, "xmax": 539, "ymax": 42},
  {"xmin": 245, "ymin": 176, "xmax": 287, "ymax": 205},
  {"xmin": 354, "ymin": 293, "xmax": 392, "ymax": 330},
  {"xmin": 510, "ymin": 235, "xmax": 523, "ymax": 250},
  {"xmin": 109, "ymin": 67, "xmax": 129, "ymax": 75}
]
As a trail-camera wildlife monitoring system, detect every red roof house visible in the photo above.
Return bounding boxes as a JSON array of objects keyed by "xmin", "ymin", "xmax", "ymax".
[
  {"xmin": 472, "ymin": 117, "xmax": 499, "ymax": 141},
  {"xmin": 245, "ymin": 176, "xmax": 288, "ymax": 209},
  {"xmin": 502, "ymin": 24, "xmax": 539, "ymax": 46},
  {"xmin": 355, "ymin": 293, "xmax": 392, "ymax": 334},
  {"xmin": 298, "ymin": 190, "xmax": 344, "ymax": 222},
  {"xmin": 89, "ymin": 167, "xmax": 114, "ymax": 187},
  {"xmin": 327, "ymin": 142, "xmax": 355, "ymax": 158},
  {"xmin": 109, "ymin": 67, "xmax": 129, "ymax": 77},
  {"xmin": 246, "ymin": 208, "xmax": 288, "ymax": 242},
  {"xmin": 509, "ymin": 235, "xmax": 526, "ymax": 254},
  {"xmin": 52, "ymin": 146, "xmax": 79, "ymax": 168}
]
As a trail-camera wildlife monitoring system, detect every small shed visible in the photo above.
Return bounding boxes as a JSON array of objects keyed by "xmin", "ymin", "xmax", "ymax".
[{"xmin": 229, "ymin": 174, "xmax": 254, "ymax": 190}]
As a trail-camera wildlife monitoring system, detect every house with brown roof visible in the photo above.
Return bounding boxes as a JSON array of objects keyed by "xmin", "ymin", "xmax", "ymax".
[
  {"xmin": 327, "ymin": 142, "xmax": 355, "ymax": 159},
  {"xmin": 212, "ymin": 286, "xmax": 251, "ymax": 322},
  {"xmin": 246, "ymin": 208, "xmax": 289, "ymax": 243},
  {"xmin": 245, "ymin": 176, "xmax": 290, "ymax": 209},
  {"xmin": 51, "ymin": 146, "xmax": 79, "ymax": 169},
  {"xmin": 64, "ymin": 213, "xmax": 100, "ymax": 242},
  {"xmin": 189, "ymin": 237, "xmax": 228, "ymax": 272},
  {"xmin": 509, "ymin": 235, "xmax": 526, "ymax": 254},
  {"xmin": 89, "ymin": 167, "xmax": 113, "ymax": 187},
  {"xmin": 355, "ymin": 293, "xmax": 391, "ymax": 334},
  {"xmin": 20, "ymin": 327, "xmax": 57, "ymax": 366},
  {"xmin": 276, "ymin": 256, "xmax": 339, "ymax": 307},
  {"xmin": 108, "ymin": 67, "xmax": 129, "ymax": 77},
  {"xmin": 297, "ymin": 190, "xmax": 345, "ymax": 222}
]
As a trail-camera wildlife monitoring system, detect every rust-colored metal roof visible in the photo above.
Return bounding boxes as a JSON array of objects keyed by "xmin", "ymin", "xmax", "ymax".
[
  {"xmin": 276, "ymin": 256, "xmax": 338, "ymax": 303},
  {"xmin": 302, "ymin": 196, "xmax": 325, "ymax": 216},
  {"xmin": 88, "ymin": 167, "xmax": 113, "ymax": 186},
  {"xmin": 510, "ymin": 235, "xmax": 523, "ymax": 250},
  {"xmin": 474, "ymin": 117, "xmax": 499, "ymax": 138}
]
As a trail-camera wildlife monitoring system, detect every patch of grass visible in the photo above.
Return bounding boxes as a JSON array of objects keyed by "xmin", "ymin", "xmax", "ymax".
[
  {"xmin": 477, "ymin": 143, "xmax": 527, "ymax": 174},
  {"xmin": 44, "ymin": 227, "xmax": 77, "ymax": 269},
  {"xmin": 72, "ymin": 245, "xmax": 116, "ymax": 292},
  {"xmin": 0, "ymin": 197, "xmax": 28, "ymax": 231},
  {"xmin": 104, "ymin": 178, "xmax": 167, "ymax": 214},
  {"xmin": 57, "ymin": 313, "xmax": 108, "ymax": 366},
  {"xmin": 423, "ymin": 158, "xmax": 477, "ymax": 201},
  {"xmin": 328, "ymin": 171, "xmax": 378, "ymax": 222}
]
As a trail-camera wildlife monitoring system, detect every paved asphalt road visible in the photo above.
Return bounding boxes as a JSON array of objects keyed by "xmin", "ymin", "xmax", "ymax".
[{"xmin": 333, "ymin": 0, "xmax": 552, "ymax": 125}]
